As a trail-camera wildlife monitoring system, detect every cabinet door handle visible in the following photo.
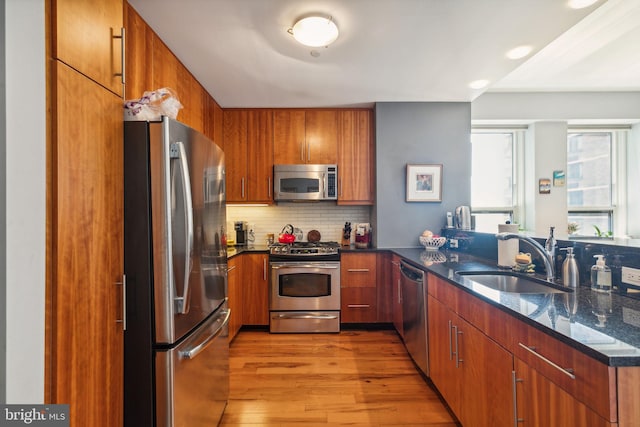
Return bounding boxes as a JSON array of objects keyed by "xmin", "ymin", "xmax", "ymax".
[
  {"xmin": 453, "ymin": 325, "xmax": 463, "ymax": 368},
  {"xmin": 263, "ymin": 257, "xmax": 267, "ymax": 281},
  {"xmin": 448, "ymin": 320, "xmax": 453, "ymax": 360},
  {"xmin": 347, "ymin": 304, "xmax": 370, "ymax": 308},
  {"xmin": 241, "ymin": 177, "xmax": 245, "ymax": 199},
  {"xmin": 512, "ymin": 371, "xmax": 524, "ymax": 426},
  {"xmin": 518, "ymin": 343, "xmax": 576, "ymax": 380},
  {"xmin": 397, "ymin": 279, "xmax": 401, "ymax": 303},
  {"xmin": 268, "ymin": 176, "xmax": 272, "ymax": 197},
  {"xmin": 307, "ymin": 141, "xmax": 311, "ymax": 162},
  {"xmin": 113, "ymin": 27, "xmax": 125, "ymax": 85},
  {"xmin": 227, "ymin": 265, "xmax": 236, "ymax": 273},
  {"xmin": 347, "ymin": 268, "xmax": 370, "ymax": 272},
  {"xmin": 301, "ymin": 141, "xmax": 305, "ymax": 162},
  {"xmin": 116, "ymin": 274, "xmax": 127, "ymax": 331}
]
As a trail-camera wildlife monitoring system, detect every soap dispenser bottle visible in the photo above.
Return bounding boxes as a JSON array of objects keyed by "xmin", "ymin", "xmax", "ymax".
[
  {"xmin": 591, "ymin": 255, "xmax": 612, "ymax": 292},
  {"xmin": 561, "ymin": 247, "xmax": 579, "ymax": 288}
]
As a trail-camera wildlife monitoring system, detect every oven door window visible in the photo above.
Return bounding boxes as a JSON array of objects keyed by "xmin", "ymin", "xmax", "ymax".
[
  {"xmin": 279, "ymin": 273, "xmax": 331, "ymax": 297},
  {"xmin": 280, "ymin": 177, "xmax": 320, "ymax": 195}
]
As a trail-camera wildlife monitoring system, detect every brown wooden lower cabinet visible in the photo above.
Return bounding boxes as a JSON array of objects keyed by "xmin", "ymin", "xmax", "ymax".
[
  {"xmin": 390, "ymin": 255, "xmax": 403, "ymax": 336},
  {"xmin": 227, "ymin": 256, "xmax": 242, "ymax": 341},
  {"xmin": 428, "ymin": 295, "xmax": 513, "ymax": 427},
  {"xmin": 427, "ymin": 272, "xmax": 625, "ymax": 427},
  {"xmin": 340, "ymin": 252, "xmax": 378, "ymax": 323},
  {"xmin": 242, "ymin": 253, "xmax": 269, "ymax": 326},
  {"xmin": 514, "ymin": 357, "xmax": 613, "ymax": 427}
]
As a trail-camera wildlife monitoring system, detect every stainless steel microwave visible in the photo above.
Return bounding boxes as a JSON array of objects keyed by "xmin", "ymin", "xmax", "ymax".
[{"xmin": 273, "ymin": 164, "xmax": 337, "ymax": 202}]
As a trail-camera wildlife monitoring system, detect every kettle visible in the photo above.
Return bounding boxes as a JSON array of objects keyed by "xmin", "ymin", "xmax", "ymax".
[{"xmin": 454, "ymin": 206, "xmax": 471, "ymax": 230}]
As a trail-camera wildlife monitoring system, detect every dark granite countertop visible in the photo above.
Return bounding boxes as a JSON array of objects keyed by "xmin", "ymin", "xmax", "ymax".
[
  {"xmin": 390, "ymin": 247, "xmax": 640, "ymax": 367},
  {"xmin": 227, "ymin": 244, "xmax": 640, "ymax": 366}
]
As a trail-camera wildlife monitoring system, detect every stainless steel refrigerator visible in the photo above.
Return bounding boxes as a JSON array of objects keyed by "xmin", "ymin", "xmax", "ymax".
[{"xmin": 124, "ymin": 117, "xmax": 229, "ymax": 426}]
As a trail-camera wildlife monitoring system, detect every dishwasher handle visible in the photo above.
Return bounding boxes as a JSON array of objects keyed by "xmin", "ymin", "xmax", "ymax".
[{"xmin": 400, "ymin": 260, "xmax": 424, "ymax": 283}]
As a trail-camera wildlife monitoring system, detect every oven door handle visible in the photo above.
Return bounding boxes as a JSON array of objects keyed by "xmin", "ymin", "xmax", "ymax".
[
  {"xmin": 274, "ymin": 313, "xmax": 339, "ymax": 320},
  {"xmin": 271, "ymin": 264, "xmax": 339, "ymax": 270}
]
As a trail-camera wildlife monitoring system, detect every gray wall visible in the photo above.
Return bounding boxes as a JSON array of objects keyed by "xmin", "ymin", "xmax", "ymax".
[{"xmin": 373, "ymin": 102, "xmax": 471, "ymax": 248}]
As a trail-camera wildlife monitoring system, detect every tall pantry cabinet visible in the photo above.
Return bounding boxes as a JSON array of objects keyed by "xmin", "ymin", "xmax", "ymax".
[{"xmin": 47, "ymin": 1, "xmax": 125, "ymax": 426}]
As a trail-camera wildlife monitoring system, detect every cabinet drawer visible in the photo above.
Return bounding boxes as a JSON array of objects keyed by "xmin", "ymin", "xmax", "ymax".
[
  {"xmin": 341, "ymin": 253, "xmax": 377, "ymax": 287},
  {"xmin": 341, "ymin": 287, "xmax": 377, "ymax": 323},
  {"xmin": 513, "ymin": 320, "xmax": 617, "ymax": 422}
]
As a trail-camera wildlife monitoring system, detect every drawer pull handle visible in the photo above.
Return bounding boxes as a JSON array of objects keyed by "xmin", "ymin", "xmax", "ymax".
[
  {"xmin": 518, "ymin": 343, "xmax": 576, "ymax": 380},
  {"xmin": 347, "ymin": 268, "xmax": 370, "ymax": 272},
  {"xmin": 347, "ymin": 304, "xmax": 370, "ymax": 308}
]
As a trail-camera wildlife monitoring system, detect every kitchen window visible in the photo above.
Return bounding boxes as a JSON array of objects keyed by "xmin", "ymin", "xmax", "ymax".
[
  {"xmin": 567, "ymin": 130, "xmax": 627, "ymax": 237},
  {"xmin": 470, "ymin": 130, "xmax": 524, "ymax": 232}
]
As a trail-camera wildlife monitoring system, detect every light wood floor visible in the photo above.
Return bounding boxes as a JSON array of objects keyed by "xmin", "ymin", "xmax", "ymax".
[{"xmin": 220, "ymin": 329, "xmax": 459, "ymax": 426}]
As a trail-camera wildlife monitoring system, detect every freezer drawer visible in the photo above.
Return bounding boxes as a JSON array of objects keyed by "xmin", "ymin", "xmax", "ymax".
[{"xmin": 156, "ymin": 307, "xmax": 230, "ymax": 426}]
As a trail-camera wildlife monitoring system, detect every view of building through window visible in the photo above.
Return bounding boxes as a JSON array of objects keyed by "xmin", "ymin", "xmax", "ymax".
[{"xmin": 567, "ymin": 132, "xmax": 613, "ymax": 236}]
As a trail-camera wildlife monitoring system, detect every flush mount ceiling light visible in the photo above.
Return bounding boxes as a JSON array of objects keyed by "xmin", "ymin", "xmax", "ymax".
[
  {"xmin": 288, "ymin": 16, "xmax": 339, "ymax": 47},
  {"xmin": 506, "ymin": 45, "xmax": 533, "ymax": 60},
  {"xmin": 469, "ymin": 79, "xmax": 490, "ymax": 90},
  {"xmin": 568, "ymin": 0, "xmax": 598, "ymax": 9}
]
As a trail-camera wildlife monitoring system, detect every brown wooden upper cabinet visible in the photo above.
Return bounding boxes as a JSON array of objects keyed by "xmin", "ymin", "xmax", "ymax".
[
  {"xmin": 273, "ymin": 110, "xmax": 338, "ymax": 164},
  {"xmin": 53, "ymin": 0, "xmax": 124, "ymax": 97},
  {"xmin": 223, "ymin": 110, "xmax": 274, "ymax": 203},
  {"xmin": 338, "ymin": 110, "xmax": 374, "ymax": 205}
]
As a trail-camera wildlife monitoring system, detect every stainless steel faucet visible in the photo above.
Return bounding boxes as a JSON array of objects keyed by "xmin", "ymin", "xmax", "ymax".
[{"xmin": 496, "ymin": 233, "xmax": 555, "ymax": 282}]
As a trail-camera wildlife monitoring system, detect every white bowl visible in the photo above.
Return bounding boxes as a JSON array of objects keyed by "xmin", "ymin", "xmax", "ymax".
[{"xmin": 419, "ymin": 236, "xmax": 447, "ymax": 251}]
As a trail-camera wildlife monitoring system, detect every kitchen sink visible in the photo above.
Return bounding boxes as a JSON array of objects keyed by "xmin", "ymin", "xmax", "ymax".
[{"xmin": 456, "ymin": 271, "xmax": 571, "ymax": 294}]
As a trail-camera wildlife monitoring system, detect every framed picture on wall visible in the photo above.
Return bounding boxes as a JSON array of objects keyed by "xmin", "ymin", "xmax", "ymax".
[{"xmin": 406, "ymin": 164, "xmax": 443, "ymax": 202}]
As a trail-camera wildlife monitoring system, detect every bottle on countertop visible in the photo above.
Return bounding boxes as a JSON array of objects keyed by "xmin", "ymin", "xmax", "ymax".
[
  {"xmin": 591, "ymin": 255, "xmax": 612, "ymax": 293},
  {"xmin": 561, "ymin": 247, "xmax": 579, "ymax": 288}
]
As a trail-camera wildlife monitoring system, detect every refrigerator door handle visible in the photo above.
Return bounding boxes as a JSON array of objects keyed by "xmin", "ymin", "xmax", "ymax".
[
  {"xmin": 179, "ymin": 309, "xmax": 231, "ymax": 360},
  {"xmin": 172, "ymin": 141, "xmax": 194, "ymax": 314}
]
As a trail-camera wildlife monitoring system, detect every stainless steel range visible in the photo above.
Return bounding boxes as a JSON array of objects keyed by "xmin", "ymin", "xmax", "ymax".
[{"xmin": 269, "ymin": 242, "xmax": 341, "ymax": 333}]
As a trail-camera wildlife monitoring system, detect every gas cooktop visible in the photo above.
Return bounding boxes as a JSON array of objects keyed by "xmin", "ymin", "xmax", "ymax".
[{"xmin": 269, "ymin": 241, "xmax": 340, "ymax": 256}]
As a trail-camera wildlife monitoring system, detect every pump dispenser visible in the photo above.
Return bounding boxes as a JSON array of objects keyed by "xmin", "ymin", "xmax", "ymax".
[
  {"xmin": 591, "ymin": 255, "xmax": 612, "ymax": 292},
  {"xmin": 561, "ymin": 247, "xmax": 579, "ymax": 288}
]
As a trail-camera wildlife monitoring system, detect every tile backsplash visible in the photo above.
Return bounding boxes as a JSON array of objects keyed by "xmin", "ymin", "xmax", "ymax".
[{"xmin": 227, "ymin": 204, "xmax": 371, "ymax": 245}]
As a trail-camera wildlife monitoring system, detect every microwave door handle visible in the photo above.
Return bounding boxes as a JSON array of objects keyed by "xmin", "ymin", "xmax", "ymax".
[
  {"xmin": 322, "ymin": 173, "xmax": 326, "ymax": 198},
  {"xmin": 172, "ymin": 141, "xmax": 194, "ymax": 314}
]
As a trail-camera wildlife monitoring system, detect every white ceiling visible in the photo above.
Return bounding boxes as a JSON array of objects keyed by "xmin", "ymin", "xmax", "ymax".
[{"xmin": 127, "ymin": 0, "xmax": 640, "ymax": 108}]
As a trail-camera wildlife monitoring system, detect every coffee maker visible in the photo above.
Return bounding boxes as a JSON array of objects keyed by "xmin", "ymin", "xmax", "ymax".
[{"xmin": 234, "ymin": 221, "xmax": 247, "ymax": 246}]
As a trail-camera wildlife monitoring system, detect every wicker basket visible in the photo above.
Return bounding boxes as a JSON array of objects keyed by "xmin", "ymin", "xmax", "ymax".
[{"xmin": 419, "ymin": 236, "xmax": 447, "ymax": 251}]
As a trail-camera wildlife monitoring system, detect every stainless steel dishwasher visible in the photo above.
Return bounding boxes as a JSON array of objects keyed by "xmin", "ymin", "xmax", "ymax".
[{"xmin": 400, "ymin": 260, "xmax": 429, "ymax": 375}]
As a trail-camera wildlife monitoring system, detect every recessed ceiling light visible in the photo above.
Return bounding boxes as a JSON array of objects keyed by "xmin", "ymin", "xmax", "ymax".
[
  {"xmin": 506, "ymin": 45, "xmax": 533, "ymax": 60},
  {"xmin": 469, "ymin": 80, "xmax": 490, "ymax": 90},
  {"xmin": 568, "ymin": 0, "xmax": 598, "ymax": 9},
  {"xmin": 288, "ymin": 16, "xmax": 339, "ymax": 47}
]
